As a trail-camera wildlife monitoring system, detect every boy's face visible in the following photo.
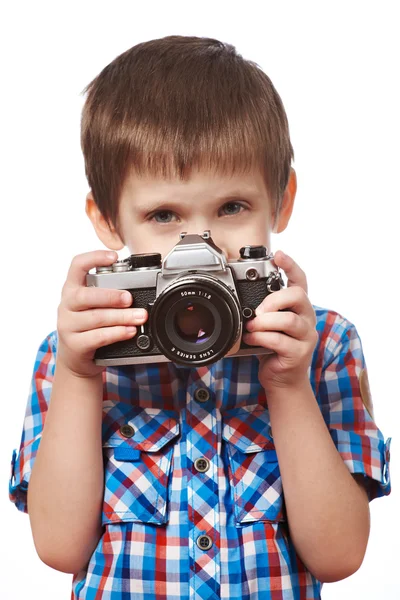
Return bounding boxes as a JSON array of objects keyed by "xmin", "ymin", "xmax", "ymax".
[{"xmin": 86, "ymin": 167, "xmax": 296, "ymax": 261}]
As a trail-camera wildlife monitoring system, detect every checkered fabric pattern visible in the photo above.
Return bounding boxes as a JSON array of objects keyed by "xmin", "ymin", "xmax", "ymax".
[{"xmin": 9, "ymin": 305, "xmax": 391, "ymax": 599}]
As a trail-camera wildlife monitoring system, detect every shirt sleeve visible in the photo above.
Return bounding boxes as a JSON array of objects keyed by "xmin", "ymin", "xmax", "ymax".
[
  {"xmin": 315, "ymin": 317, "xmax": 391, "ymax": 502},
  {"xmin": 9, "ymin": 332, "xmax": 57, "ymax": 513}
]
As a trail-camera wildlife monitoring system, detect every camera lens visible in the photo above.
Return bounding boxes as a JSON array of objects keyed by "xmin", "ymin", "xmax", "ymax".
[
  {"xmin": 150, "ymin": 275, "xmax": 241, "ymax": 366},
  {"xmin": 174, "ymin": 301, "xmax": 215, "ymax": 344}
]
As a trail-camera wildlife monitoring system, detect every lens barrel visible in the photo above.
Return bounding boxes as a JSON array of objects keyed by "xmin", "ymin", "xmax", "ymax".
[{"xmin": 150, "ymin": 275, "xmax": 241, "ymax": 366}]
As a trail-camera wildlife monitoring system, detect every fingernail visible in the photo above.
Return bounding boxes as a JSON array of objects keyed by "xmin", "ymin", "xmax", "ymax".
[{"xmin": 280, "ymin": 251, "xmax": 287, "ymax": 259}]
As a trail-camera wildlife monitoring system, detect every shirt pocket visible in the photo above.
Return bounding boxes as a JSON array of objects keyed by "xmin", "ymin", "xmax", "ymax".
[
  {"xmin": 102, "ymin": 407, "xmax": 180, "ymax": 526},
  {"xmin": 221, "ymin": 404, "xmax": 286, "ymax": 525}
]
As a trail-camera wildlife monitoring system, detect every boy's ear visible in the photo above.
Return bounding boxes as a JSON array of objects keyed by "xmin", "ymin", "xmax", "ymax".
[
  {"xmin": 272, "ymin": 168, "xmax": 297, "ymax": 234},
  {"xmin": 85, "ymin": 191, "xmax": 125, "ymax": 250}
]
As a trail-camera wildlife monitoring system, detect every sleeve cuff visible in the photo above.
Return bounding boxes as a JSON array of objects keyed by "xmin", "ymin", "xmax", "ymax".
[
  {"xmin": 329, "ymin": 429, "xmax": 391, "ymax": 500},
  {"xmin": 9, "ymin": 438, "xmax": 41, "ymax": 513}
]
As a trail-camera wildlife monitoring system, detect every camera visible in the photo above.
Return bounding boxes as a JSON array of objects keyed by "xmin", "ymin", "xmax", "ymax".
[{"xmin": 86, "ymin": 230, "xmax": 285, "ymax": 367}]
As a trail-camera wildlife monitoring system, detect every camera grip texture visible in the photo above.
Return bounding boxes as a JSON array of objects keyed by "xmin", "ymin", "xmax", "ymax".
[{"xmin": 236, "ymin": 278, "xmax": 280, "ymax": 312}]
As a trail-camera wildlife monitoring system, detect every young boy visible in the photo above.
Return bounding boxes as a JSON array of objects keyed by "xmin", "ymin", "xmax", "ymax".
[{"xmin": 9, "ymin": 36, "xmax": 391, "ymax": 599}]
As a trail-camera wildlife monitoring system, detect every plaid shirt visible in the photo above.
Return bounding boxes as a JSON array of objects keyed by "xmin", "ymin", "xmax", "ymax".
[{"xmin": 9, "ymin": 304, "xmax": 391, "ymax": 599}]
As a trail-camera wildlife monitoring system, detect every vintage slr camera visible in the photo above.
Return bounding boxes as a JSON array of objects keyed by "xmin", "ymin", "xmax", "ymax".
[{"xmin": 86, "ymin": 230, "xmax": 285, "ymax": 367}]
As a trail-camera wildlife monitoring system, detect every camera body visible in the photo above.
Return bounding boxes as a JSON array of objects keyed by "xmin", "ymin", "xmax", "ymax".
[{"xmin": 86, "ymin": 231, "xmax": 285, "ymax": 367}]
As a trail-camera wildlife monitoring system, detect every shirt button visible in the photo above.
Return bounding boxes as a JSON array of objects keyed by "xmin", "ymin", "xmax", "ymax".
[
  {"xmin": 119, "ymin": 424, "xmax": 135, "ymax": 438},
  {"xmin": 194, "ymin": 388, "xmax": 210, "ymax": 403},
  {"xmin": 194, "ymin": 457, "xmax": 210, "ymax": 473},
  {"xmin": 196, "ymin": 535, "xmax": 213, "ymax": 550}
]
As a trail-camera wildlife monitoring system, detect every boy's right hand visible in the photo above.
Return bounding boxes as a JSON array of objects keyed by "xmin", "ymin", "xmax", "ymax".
[{"xmin": 56, "ymin": 250, "xmax": 148, "ymax": 379}]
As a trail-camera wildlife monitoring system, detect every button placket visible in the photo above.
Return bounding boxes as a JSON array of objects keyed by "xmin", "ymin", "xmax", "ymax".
[{"xmin": 187, "ymin": 376, "xmax": 220, "ymax": 592}]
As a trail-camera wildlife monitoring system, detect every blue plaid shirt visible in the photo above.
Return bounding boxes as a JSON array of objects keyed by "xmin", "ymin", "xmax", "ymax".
[{"xmin": 9, "ymin": 305, "xmax": 391, "ymax": 599}]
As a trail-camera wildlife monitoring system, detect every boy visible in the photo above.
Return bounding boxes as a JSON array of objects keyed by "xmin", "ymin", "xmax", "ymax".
[{"xmin": 9, "ymin": 36, "xmax": 391, "ymax": 599}]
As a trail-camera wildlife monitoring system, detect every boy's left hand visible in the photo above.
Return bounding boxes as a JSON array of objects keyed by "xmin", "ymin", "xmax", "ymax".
[{"xmin": 242, "ymin": 250, "xmax": 319, "ymax": 394}]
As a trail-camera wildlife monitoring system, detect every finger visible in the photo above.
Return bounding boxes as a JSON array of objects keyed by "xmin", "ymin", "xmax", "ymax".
[
  {"xmin": 246, "ymin": 311, "xmax": 309, "ymax": 340},
  {"xmin": 66, "ymin": 285, "xmax": 133, "ymax": 312},
  {"xmin": 66, "ymin": 250, "xmax": 118, "ymax": 288},
  {"xmin": 68, "ymin": 306, "xmax": 148, "ymax": 333},
  {"xmin": 243, "ymin": 330, "xmax": 305, "ymax": 358},
  {"xmin": 273, "ymin": 251, "xmax": 308, "ymax": 293},
  {"xmin": 255, "ymin": 286, "xmax": 316, "ymax": 324},
  {"xmin": 75, "ymin": 326, "xmax": 139, "ymax": 353}
]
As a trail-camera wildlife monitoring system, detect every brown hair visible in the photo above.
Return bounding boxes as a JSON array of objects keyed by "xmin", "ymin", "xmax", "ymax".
[{"xmin": 80, "ymin": 35, "xmax": 294, "ymax": 234}]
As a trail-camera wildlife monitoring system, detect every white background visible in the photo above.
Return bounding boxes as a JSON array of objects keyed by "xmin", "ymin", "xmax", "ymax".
[{"xmin": 1, "ymin": 1, "xmax": 398, "ymax": 598}]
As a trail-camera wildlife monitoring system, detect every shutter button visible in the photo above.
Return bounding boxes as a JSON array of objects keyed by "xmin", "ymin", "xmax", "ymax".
[
  {"xmin": 119, "ymin": 424, "xmax": 135, "ymax": 438},
  {"xmin": 194, "ymin": 457, "xmax": 210, "ymax": 473},
  {"xmin": 196, "ymin": 535, "xmax": 213, "ymax": 550},
  {"xmin": 194, "ymin": 388, "xmax": 210, "ymax": 403}
]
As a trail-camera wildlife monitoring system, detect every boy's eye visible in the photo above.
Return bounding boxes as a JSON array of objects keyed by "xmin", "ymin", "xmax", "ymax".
[
  {"xmin": 151, "ymin": 210, "xmax": 176, "ymax": 223},
  {"xmin": 220, "ymin": 202, "xmax": 245, "ymax": 216}
]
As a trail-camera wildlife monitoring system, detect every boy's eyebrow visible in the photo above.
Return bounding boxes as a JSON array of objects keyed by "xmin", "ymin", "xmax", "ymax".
[{"xmin": 134, "ymin": 189, "xmax": 262, "ymax": 213}]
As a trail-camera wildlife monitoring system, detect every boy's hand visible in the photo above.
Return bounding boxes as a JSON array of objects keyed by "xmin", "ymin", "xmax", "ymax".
[
  {"xmin": 56, "ymin": 250, "xmax": 148, "ymax": 379},
  {"xmin": 242, "ymin": 250, "xmax": 318, "ymax": 394}
]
